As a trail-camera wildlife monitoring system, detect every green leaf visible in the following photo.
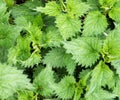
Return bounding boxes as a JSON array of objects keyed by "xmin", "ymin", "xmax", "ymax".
[
  {"xmin": 63, "ymin": 37, "xmax": 102, "ymax": 67},
  {"xmin": 86, "ymin": 88, "xmax": 117, "ymax": 100},
  {"xmin": 8, "ymin": 36, "xmax": 41, "ymax": 67},
  {"xmin": 18, "ymin": 91, "xmax": 34, "ymax": 100},
  {"xmin": 0, "ymin": 1, "xmax": 10, "ymax": 23},
  {"xmin": 0, "ymin": 63, "xmax": 33, "ymax": 99},
  {"xmin": 55, "ymin": 14, "xmax": 81, "ymax": 40},
  {"xmin": 66, "ymin": 0, "xmax": 90, "ymax": 17},
  {"xmin": 87, "ymin": 0, "xmax": 100, "ymax": 10},
  {"xmin": 33, "ymin": 67, "xmax": 55, "ymax": 96},
  {"xmin": 99, "ymin": 0, "xmax": 115, "ymax": 8},
  {"xmin": 55, "ymin": 76, "xmax": 76, "ymax": 99},
  {"xmin": 86, "ymin": 61, "xmax": 114, "ymax": 96},
  {"xmin": 0, "ymin": 24, "xmax": 19, "ymax": 62},
  {"xmin": 11, "ymin": 0, "xmax": 42, "ymax": 18},
  {"xmin": 83, "ymin": 11, "xmax": 108, "ymax": 36},
  {"xmin": 45, "ymin": 26, "xmax": 63, "ymax": 47},
  {"xmin": 102, "ymin": 29, "xmax": 120, "ymax": 62},
  {"xmin": 4, "ymin": 0, "xmax": 14, "ymax": 7},
  {"xmin": 111, "ymin": 59, "xmax": 120, "ymax": 78},
  {"xmin": 113, "ymin": 77, "xmax": 120, "ymax": 98},
  {"xmin": 43, "ymin": 48, "xmax": 76, "ymax": 74},
  {"xmin": 36, "ymin": 1, "xmax": 61, "ymax": 16},
  {"xmin": 109, "ymin": 7, "xmax": 120, "ymax": 22}
]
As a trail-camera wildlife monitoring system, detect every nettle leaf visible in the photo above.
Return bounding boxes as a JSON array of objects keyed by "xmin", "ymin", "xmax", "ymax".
[
  {"xmin": 8, "ymin": 35, "xmax": 41, "ymax": 67},
  {"xmin": 45, "ymin": 26, "xmax": 63, "ymax": 47},
  {"xmin": 0, "ymin": 24, "xmax": 18, "ymax": 62},
  {"xmin": 54, "ymin": 76, "xmax": 76, "ymax": 99},
  {"xmin": 86, "ymin": 88, "xmax": 117, "ymax": 100},
  {"xmin": 103, "ymin": 29, "xmax": 120, "ymax": 62},
  {"xmin": 111, "ymin": 59, "xmax": 120, "ymax": 78},
  {"xmin": 18, "ymin": 90, "xmax": 34, "ymax": 100},
  {"xmin": 33, "ymin": 67, "xmax": 55, "ymax": 96},
  {"xmin": 64, "ymin": 37, "xmax": 102, "ymax": 67},
  {"xmin": 99, "ymin": 0, "xmax": 115, "ymax": 8},
  {"xmin": 43, "ymin": 48, "xmax": 76, "ymax": 74},
  {"xmin": 109, "ymin": 7, "xmax": 120, "ymax": 22},
  {"xmin": 11, "ymin": 0, "xmax": 42, "ymax": 18},
  {"xmin": 0, "ymin": 63, "xmax": 33, "ymax": 99},
  {"xmin": 86, "ymin": 61, "xmax": 114, "ymax": 96},
  {"xmin": 83, "ymin": 11, "xmax": 108, "ymax": 36},
  {"xmin": 113, "ymin": 77, "xmax": 120, "ymax": 98},
  {"xmin": 87, "ymin": 0, "xmax": 100, "ymax": 10},
  {"xmin": 66, "ymin": 0, "xmax": 90, "ymax": 17},
  {"xmin": 36, "ymin": 1, "xmax": 61, "ymax": 16},
  {"xmin": 55, "ymin": 14, "xmax": 81, "ymax": 40}
]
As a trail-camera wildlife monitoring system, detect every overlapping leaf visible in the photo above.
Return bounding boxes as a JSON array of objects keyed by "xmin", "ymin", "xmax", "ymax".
[
  {"xmin": 54, "ymin": 76, "xmax": 76, "ymax": 99},
  {"xmin": 99, "ymin": 0, "xmax": 115, "ymax": 8},
  {"xmin": 36, "ymin": 1, "xmax": 61, "ymax": 16},
  {"xmin": 83, "ymin": 11, "xmax": 108, "ymax": 36},
  {"xmin": 66, "ymin": 0, "xmax": 90, "ymax": 17},
  {"xmin": 56, "ymin": 14, "xmax": 81, "ymax": 40},
  {"xmin": 43, "ymin": 48, "xmax": 76, "ymax": 74},
  {"xmin": 109, "ymin": 7, "xmax": 120, "ymax": 22},
  {"xmin": 86, "ymin": 88, "xmax": 116, "ymax": 100},
  {"xmin": 0, "ymin": 63, "xmax": 33, "ymax": 99},
  {"xmin": 33, "ymin": 67, "xmax": 55, "ymax": 96},
  {"xmin": 45, "ymin": 26, "xmax": 63, "ymax": 47},
  {"xmin": 103, "ymin": 29, "xmax": 120, "ymax": 62},
  {"xmin": 64, "ymin": 37, "xmax": 102, "ymax": 67},
  {"xmin": 86, "ymin": 61, "xmax": 114, "ymax": 96},
  {"xmin": 111, "ymin": 59, "xmax": 120, "ymax": 78}
]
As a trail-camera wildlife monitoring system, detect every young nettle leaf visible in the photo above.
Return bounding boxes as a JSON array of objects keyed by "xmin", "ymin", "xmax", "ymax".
[
  {"xmin": 103, "ymin": 29, "xmax": 120, "ymax": 62},
  {"xmin": 99, "ymin": 0, "xmax": 115, "ymax": 8},
  {"xmin": 83, "ymin": 11, "xmax": 108, "ymax": 36},
  {"xmin": 109, "ymin": 7, "xmax": 120, "ymax": 22},
  {"xmin": 56, "ymin": 14, "xmax": 81, "ymax": 40},
  {"xmin": 66, "ymin": 0, "xmax": 90, "ymax": 17},
  {"xmin": 54, "ymin": 76, "xmax": 76, "ymax": 99},
  {"xmin": 36, "ymin": 1, "xmax": 61, "ymax": 16},
  {"xmin": 64, "ymin": 37, "xmax": 102, "ymax": 67},
  {"xmin": 8, "ymin": 36, "xmax": 41, "ymax": 67},
  {"xmin": 0, "ymin": 63, "xmax": 33, "ymax": 99},
  {"xmin": 33, "ymin": 67, "xmax": 55, "ymax": 96},
  {"xmin": 86, "ymin": 61, "xmax": 114, "ymax": 96},
  {"xmin": 43, "ymin": 48, "xmax": 76, "ymax": 74},
  {"xmin": 18, "ymin": 90, "xmax": 34, "ymax": 100}
]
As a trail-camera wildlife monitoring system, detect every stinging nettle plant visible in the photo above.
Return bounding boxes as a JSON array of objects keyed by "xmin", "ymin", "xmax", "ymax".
[{"xmin": 1, "ymin": 0, "xmax": 120, "ymax": 99}]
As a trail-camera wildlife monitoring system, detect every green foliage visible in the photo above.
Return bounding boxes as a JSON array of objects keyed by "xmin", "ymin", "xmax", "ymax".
[
  {"xmin": 54, "ymin": 76, "xmax": 76, "ymax": 99},
  {"xmin": 36, "ymin": 1, "xmax": 61, "ymax": 16},
  {"xmin": 55, "ymin": 14, "xmax": 81, "ymax": 40},
  {"xmin": 83, "ymin": 11, "xmax": 108, "ymax": 36},
  {"xmin": 86, "ymin": 61, "xmax": 114, "ymax": 97},
  {"xmin": 64, "ymin": 37, "xmax": 102, "ymax": 67},
  {"xmin": 102, "ymin": 28, "xmax": 120, "ymax": 62},
  {"xmin": 109, "ymin": 7, "xmax": 120, "ymax": 22},
  {"xmin": 33, "ymin": 67, "xmax": 55, "ymax": 97},
  {"xmin": 43, "ymin": 48, "xmax": 76, "ymax": 74},
  {"xmin": 1, "ymin": 0, "xmax": 120, "ymax": 99},
  {"xmin": 0, "ymin": 63, "xmax": 33, "ymax": 99}
]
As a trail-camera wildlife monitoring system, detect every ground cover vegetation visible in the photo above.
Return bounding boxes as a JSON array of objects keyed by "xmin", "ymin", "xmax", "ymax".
[{"xmin": 1, "ymin": 0, "xmax": 120, "ymax": 99}]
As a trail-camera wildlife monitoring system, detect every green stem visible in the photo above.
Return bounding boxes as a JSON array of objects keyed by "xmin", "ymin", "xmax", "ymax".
[
  {"xmin": 59, "ymin": 0, "xmax": 67, "ymax": 12},
  {"xmin": 73, "ymin": 83, "xmax": 82, "ymax": 100}
]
